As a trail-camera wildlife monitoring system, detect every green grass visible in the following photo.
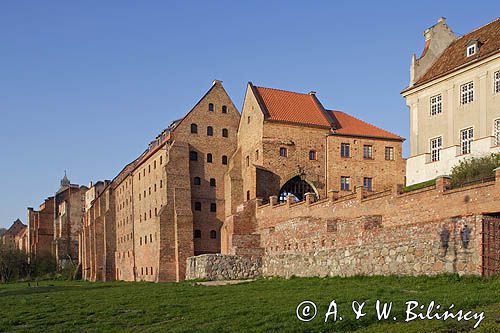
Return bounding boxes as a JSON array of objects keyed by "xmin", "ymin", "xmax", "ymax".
[
  {"xmin": 0, "ymin": 275, "xmax": 499, "ymax": 332},
  {"xmin": 403, "ymin": 179, "xmax": 436, "ymax": 192}
]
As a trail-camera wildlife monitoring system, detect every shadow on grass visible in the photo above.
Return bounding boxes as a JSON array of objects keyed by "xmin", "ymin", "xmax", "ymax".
[{"xmin": 0, "ymin": 284, "xmax": 113, "ymax": 297}]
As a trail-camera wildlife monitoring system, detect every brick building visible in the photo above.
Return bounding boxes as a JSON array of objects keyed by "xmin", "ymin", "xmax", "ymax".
[
  {"xmin": 224, "ymin": 83, "xmax": 405, "ymax": 221},
  {"xmin": 27, "ymin": 197, "xmax": 55, "ymax": 257},
  {"xmin": 53, "ymin": 174, "xmax": 88, "ymax": 267},
  {"xmin": 1, "ymin": 219, "xmax": 27, "ymax": 250}
]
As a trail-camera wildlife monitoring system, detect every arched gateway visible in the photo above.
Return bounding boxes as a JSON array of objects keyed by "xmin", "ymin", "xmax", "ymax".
[{"xmin": 278, "ymin": 176, "xmax": 317, "ymax": 203}]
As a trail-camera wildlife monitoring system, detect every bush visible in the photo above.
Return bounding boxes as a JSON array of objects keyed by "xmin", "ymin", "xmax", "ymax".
[
  {"xmin": 450, "ymin": 153, "xmax": 500, "ymax": 187},
  {"xmin": 0, "ymin": 245, "xmax": 29, "ymax": 283}
]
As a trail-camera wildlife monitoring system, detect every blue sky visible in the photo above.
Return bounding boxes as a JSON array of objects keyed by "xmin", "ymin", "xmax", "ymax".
[{"xmin": 0, "ymin": 1, "xmax": 498, "ymax": 228}]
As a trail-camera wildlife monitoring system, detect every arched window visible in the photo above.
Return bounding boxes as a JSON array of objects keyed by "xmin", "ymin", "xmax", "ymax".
[
  {"xmin": 190, "ymin": 151, "xmax": 198, "ymax": 161},
  {"xmin": 222, "ymin": 105, "xmax": 227, "ymax": 113},
  {"xmin": 207, "ymin": 153, "xmax": 213, "ymax": 163},
  {"xmin": 222, "ymin": 155, "xmax": 228, "ymax": 165},
  {"xmin": 208, "ymin": 103, "xmax": 214, "ymax": 112},
  {"xmin": 194, "ymin": 177, "xmax": 201, "ymax": 185},
  {"xmin": 309, "ymin": 150, "xmax": 317, "ymax": 160},
  {"xmin": 191, "ymin": 123, "xmax": 198, "ymax": 134},
  {"xmin": 210, "ymin": 178, "xmax": 216, "ymax": 187},
  {"xmin": 194, "ymin": 230, "xmax": 201, "ymax": 238},
  {"xmin": 207, "ymin": 126, "xmax": 213, "ymax": 136},
  {"xmin": 194, "ymin": 202, "xmax": 201, "ymax": 211},
  {"xmin": 210, "ymin": 230, "xmax": 217, "ymax": 239},
  {"xmin": 279, "ymin": 176, "xmax": 316, "ymax": 203},
  {"xmin": 222, "ymin": 128, "xmax": 228, "ymax": 138}
]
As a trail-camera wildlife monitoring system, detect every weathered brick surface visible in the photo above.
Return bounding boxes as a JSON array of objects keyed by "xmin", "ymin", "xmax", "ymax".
[
  {"xmin": 27, "ymin": 197, "xmax": 55, "ymax": 257},
  {"xmin": 186, "ymin": 254, "xmax": 262, "ymax": 280}
]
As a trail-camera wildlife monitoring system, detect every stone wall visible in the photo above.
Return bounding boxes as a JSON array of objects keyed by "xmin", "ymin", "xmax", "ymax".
[{"xmin": 186, "ymin": 254, "xmax": 262, "ymax": 280}]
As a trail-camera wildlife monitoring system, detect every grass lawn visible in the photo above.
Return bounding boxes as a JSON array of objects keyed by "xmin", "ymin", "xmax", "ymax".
[{"xmin": 0, "ymin": 275, "xmax": 499, "ymax": 332}]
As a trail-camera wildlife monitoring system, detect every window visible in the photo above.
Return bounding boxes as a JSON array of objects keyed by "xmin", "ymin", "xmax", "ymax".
[
  {"xmin": 495, "ymin": 71, "xmax": 500, "ymax": 94},
  {"xmin": 190, "ymin": 151, "xmax": 198, "ymax": 161},
  {"xmin": 207, "ymin": 126, "xmax": 213, "ymax": 136},
  {"xmin": 210, "ymin": 178, "xmax": 216, "ymax": 187},
  {"xmin": 460, "ymin": 127, "xmax": 474, "ymax": 155},
  {"xmin": 154, "ymin": 184, "xmax": 157, "ymax": 192},
  {"xmin": 207, "ymin": 153, "xmax": 213, "ymax": 163},
  {"xmin": 341, "ymin": 143, "xmax": 350, "ymax": 158},
  {"xmin": 430, "ymin": 94, "xmax": 442, "ymax": 116},
  {"xmin": 340, "ymin": 176, "xmax": 350, "ymax": 191},
  {"xmin": 279, "ymin": 147, "xmax": 287, "ymax": 157},
  {"xmin": 139, "ymin": 193, "xmax": 141, "ymax": 201},
  {"xmin": 247, "ymin": 116, "xmax": 250, "ymax": 124},
  {"xmin": 194, "ymin": 177, "xmax": 201, "ymax": 185},
  {"xmin": 461, "ymin": 82, "xmax": 474, "ymax": 104},
  {"xmin": 210, "ymin": 203, "xmax": 217, "ymax": 212},
  {"xmin": 222, "ymin": 155, "xmax": 228, "ymax": 165},
  {"xmin": 160, "ymin": 156, "xmax": 163, "ymax": 165},
  {"xmin": 222, "ymin": 105, "xmax": 227, "ymax": 113},
  {"xmin": 430, "ymin": 137, "xmax": 442, "ymax": 162},
  {"xmin": 363, "ymin": 145, "xmax": 373, "ymax": 159},
  {"xmin": 194, "ymin": 230, "xmax": 201, "ymax": 238},
  {"xmin": 246, "ymin": 156, "xmax": 250, "ymax": 166},
  {"xmin": 194, "ymin": 202, "xmax": 201, "ymax": 211},
  {"xmin": 160, "ymin": 180, "xmax": 162, "ymax": 188},
  {"xmin": 467, "ymin": 44, "xmax": 476, "ymax": 57},
  {"xmin": 246, "ymin": 190, "xmax": 250, "ymax": 201},
  {"xmin": 154, "ymin": 160, "xmax": 156, "ymax": 169},
  {"xmin": 309, "ymin": 150, "xmax": 317, "ymax": 160},
  {"xmin": 208, "ymin": 103, "xmax": 214, "ymax": 112},
  {"xmin": 495, "ymin": 119, "xmax": 500, "ymax": 146},
  {"xmin": 210, "ymin": 230, "xmax": 217, "ymax": 239},
  {"xmin": 363, "ymin": 177, "xmax": 373, "ymax": 191},
  {"xmin": 255, "ymin": 150, "xmax": 259, "ymax": 160},
  {"xmin": 191, "ymin": 123, "xmax": 198, "ymax": 133},
  {"xmin": 222, "ymin": 128, "xmax": 228, "ymax": 138},
  {"xmin": 385, "ymin": 147, "xmax": 394, "ymax": 161}
]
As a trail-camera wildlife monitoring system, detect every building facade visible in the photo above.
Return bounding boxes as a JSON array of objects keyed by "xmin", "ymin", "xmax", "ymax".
[
  {"xmin": 1, "ymin": 219, "xmax": 27, "ymax": 250},
  {"xmin": 27, "ymin": 197, "xmax": 55, "ymax": 257},
  {"xmin": 402, "ymin": 18, "xmax": 500, "ymax": 185}
]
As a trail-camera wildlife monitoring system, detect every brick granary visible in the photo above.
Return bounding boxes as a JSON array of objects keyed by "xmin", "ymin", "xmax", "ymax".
[{"xmin": 18, "ymin": 17, "xmax": 500, "ymax": 282}]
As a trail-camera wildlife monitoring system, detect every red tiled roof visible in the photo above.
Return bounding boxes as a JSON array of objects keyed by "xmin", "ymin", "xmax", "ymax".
[
  {"xmin": 328, "ymin": 110, "xmax": 404, "ymax": 140},
  {"xmin": 414, "ymin": 18, "xmax": 500, "ymax": 87},
  {"xmin": 253, "ymin": 86, "xmax": 332, "ymax": 127}
]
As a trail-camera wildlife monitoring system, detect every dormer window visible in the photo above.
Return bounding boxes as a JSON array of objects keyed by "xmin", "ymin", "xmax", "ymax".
[
  {"xmin": 467, "ymin": 44, "xmax": 476, "ymax": 57},
  {"xmin": 466, "ymin": 39, "xmax": 480, "ymax": 57}
]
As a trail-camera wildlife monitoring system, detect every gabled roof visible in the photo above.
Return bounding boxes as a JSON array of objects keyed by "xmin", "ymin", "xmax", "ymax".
[
  {"xmin": 4, "ymin": 219, "xmax": 27, "ymax": 238},
  {"xmin": 327, "ymin": 110, "xmax": 404, "ymax": 141},
  {"xmin": 250, "ymin": 83, "xmax": 404, "ymax": 140},
  {"xmin": 252, "ymin": 84, "xmax": 332, "ymax": 128},
  {"xmin": 413, "ymin": 18, "xmax": 500, "ymax": 87}
]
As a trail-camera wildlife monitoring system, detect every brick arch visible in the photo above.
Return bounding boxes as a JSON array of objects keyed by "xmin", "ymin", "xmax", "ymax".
[{"xmin": 278, "ymin": 176, "xmax": 318, "ymax": 202}]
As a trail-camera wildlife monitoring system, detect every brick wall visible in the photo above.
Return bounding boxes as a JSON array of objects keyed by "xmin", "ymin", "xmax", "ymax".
[{"xmin": 186, "ymin": 254, "xmax": 262, "ymax": 280}]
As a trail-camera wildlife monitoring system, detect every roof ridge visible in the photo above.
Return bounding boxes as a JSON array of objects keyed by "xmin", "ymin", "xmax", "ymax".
[
  {"xmin": 255, "ymin": 85, "xmax": 310, "ymax": 96},
  {"xmin": 330, "ymin": 110, "xmax": 403, "ymax": 139}
]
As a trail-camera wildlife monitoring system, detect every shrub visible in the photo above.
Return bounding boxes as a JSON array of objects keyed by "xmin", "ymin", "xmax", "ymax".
[
  {"xmin": 0, "ymin": 245, "xmax": 29, "ymax": 283},
  {"xmin": 450, "ymin": 153, "xmax": 500, "ymax": 187}
]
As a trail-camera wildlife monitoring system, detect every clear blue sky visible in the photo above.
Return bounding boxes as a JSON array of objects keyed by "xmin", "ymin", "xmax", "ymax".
[{"xmin": 0, "ymin": 1, "xmax": 497, "ymax": 228}]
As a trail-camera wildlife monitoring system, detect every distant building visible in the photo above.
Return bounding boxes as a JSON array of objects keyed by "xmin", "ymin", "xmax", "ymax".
[
  {"xmin": 402, "ymin": 18, "xmax": 500, "ymax": 185},
  {"xmin": 1, "ymin": 219, "xmax": 27, "ymax": 251}
]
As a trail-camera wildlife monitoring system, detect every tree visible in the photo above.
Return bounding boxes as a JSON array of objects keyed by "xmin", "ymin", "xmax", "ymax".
[
  {"xmin": 0, "ymin": 244, "xmax": 29, "ymax": 283},
  {"xmin": 450, "ymin": 153, "xmax": 500, "ymax": 187}
]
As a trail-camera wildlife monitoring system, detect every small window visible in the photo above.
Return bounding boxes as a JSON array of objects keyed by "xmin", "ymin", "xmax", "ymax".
[
  {"xmin": 363, "ymin": 145, "xmax": 373, "ymax": 159},
  {"xmin": 246, "ymin": 190, "xmax": 250, "ymax": 201},
  {"xmin": 467, "ymin": 44, "xmax": 476, "ymax": 57},
  {"xmin": 145, "ymin": 235, "xmax": 148, "ymax": 244},
  {"xmin": 207, "ymin": 126, "xmax": 213, "ymax": 136},
  {"xmin": 309, "ymin": 150, "xmax": 317, "ymax": 160},
  {"xmin": 194, "ymin": 202, "xmax": 202, "ymax": 211},
  {"xmin": 160, "ymin": 156, "xmax": 163, "ymax": 165},
  {"xmin": 341, "ymin": 143, "xmax": 350, "ymax": 158},
  {"xmin": 190, "ymin": 151, "xmax": 198, "ymax": 161},
  {"xmin": 255, "ymin": 150, "xmax": 259, "ymax": 160},
  {"xmin": 154, "ymin": 160, "xmax": 156, "ymax": 169},
  {"xmin": 363, "ymin": 177, "xmax": 373, "ymax": 191},
  {"xmin": 194, "ymin": 229, "xmax": 201, "ymax": 238},
  {"xmin": 160, "ymin": 180, "xmax": 163, "ymax": 188},
  {"xmin": 210, "ymin": 203, "xmax": 217, "ymax": 212},
  {"xmin": 194, "ymin": 177, "xmax": 201, "ymax": 185},
  {"xmin": 495, "ymin": 71, "xmax": 500, "ymax": 94},
  {"xmin": 430, "ymin": 137, "xmax": 442, "ymax": 162},
  {"xmin": 279, "ymin": 147, "xmax": 287, "ymax": 157},
  {"xmin": 430, "ymin": 94, "xmax": 442, "ymax": 116},
  {"xmin": 340, "ymin": 176, "xmax": 350, "ymax": 191},
  {"xmin": 208, "ymin": 103, "xmax": 214, "ymax": 112},
  {"xmin": 222, "ymin": 128, "xmax": 228, "ymax": 138},
  {"xmin": 207, "ymin": 153, "xmax": 213, "ymax": 163},
  {"xmin": 385, "ymin": 147, "xmax": 394, "ymax": 161},
  {"xmin": 210, "ymin": 230, "xmax": 217, "ymax": 239},
  {"xmin": 460, "ymin": 127, "xmax": 474, "ymax": 155},
  {"xmin": 210, "ymin": 178, "xmax": 216, "ymax": 187},
  {"xmin": 222, "ymin": 105, "xmax": 227, "ymax": 113},
  {"xmin": 494, "ymin": 119, "xmax": 500, "ymax": 146},
  {"xmin": 246, "ymin": 156, "xmax": 250, "ymax": 166},
  {"xmin": 191, "ymin": 123, "xmax": 198, "ymax": 134},
  {"xmin": 461, "ymin": 82, "xmax": 474, "ymax": 104},
  {"xmin": 154, "ymin": 184, "xmax": 157, "ymax": 191},
  {"xmin": 247, "ymin": 116, "xmax": 250, "ymax": 124},
  {"xmin": 222, "ymin": 155, "xmax": 228, "ymax": 165}
]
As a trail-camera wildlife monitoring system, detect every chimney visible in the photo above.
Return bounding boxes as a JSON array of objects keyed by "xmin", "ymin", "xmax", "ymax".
[
  {"xmin": 212, "ymin": 79, "xmax": 223, "ymax": 86},
  {"xmin": 308, "ymin": 91, "xmax": 316, "ymax": 95}
]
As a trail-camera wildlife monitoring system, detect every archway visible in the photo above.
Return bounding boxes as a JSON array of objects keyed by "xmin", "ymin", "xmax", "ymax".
[{"xmin": 278, "ymin": 176, "xmax": 317, "ymax": 203}]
